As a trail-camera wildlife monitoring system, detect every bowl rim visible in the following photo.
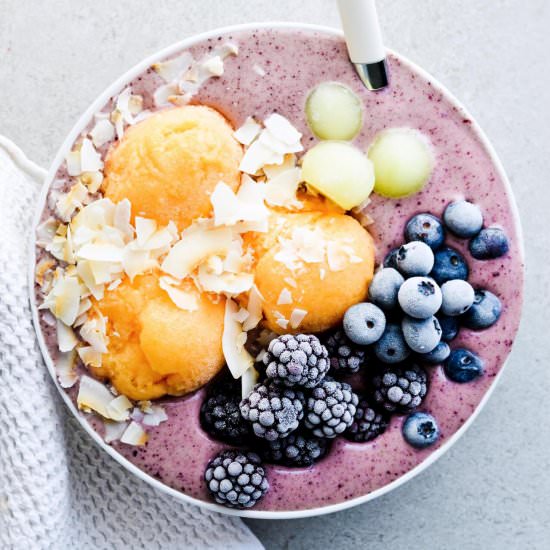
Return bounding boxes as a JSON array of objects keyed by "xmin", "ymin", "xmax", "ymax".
[{"xmin": 28, "ymin": 20, "xmax": 524, "ymax": 520}]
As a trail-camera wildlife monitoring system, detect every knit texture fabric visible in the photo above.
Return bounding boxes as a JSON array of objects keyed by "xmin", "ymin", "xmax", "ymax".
[{"xmin": 0, "ymin": 137, "xmax": 262, "ymax": 550}]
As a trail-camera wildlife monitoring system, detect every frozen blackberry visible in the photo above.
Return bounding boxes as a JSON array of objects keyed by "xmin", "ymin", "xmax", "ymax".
[
  {"xmin": 263, "ymin": 334, "xmax": 329, "ymax": 388},
  {"xmin": 204, "ymin": 450, "xmax": 268, "ymax": 508},
  {"xmin": 304, "ymin": 378, "xmax": 358, "ymax": 438},
  {"xmin": 240, "ymin": 382, "xmax": 304, "ymax": 441},
  {"xmin": 324, "ymin": 329, "xmax": 366, "ymax": 375},
  {"xmin": 261, "ymin": 432, "xmax": 329, "ymax": 467},
  {"xmin": 344, "ymin": 397, "xmax": 390, "ymax": 443},
  {"xmin": 371, "ymin": 364, "xmax": 428, "ymax": 413},
  {"xmin": 200, "ymin": 380, "xmax": 251, "ymax": 445}
]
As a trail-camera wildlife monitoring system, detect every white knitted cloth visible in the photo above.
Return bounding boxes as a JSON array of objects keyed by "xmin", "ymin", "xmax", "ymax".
[{"xmin": 0, "ymin": 137, "xmax": 262, "ymax": 550}]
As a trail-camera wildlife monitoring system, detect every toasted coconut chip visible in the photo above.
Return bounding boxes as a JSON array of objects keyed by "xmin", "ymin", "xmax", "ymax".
[
  {"xmin": 65, "ymin": 150, "xmax": 82, "ymax": 176},
  {"xmin": 76, "ymin": 261, "xmax": 104, "ymax": 300},
  {"xmin": 275, "ymin": 227, "xmax": 326, "ymax": 270},
  {"xmin": 241, "ymin": 366, "xmax": 259, "ymax": 399},
  {"xmin": 76, "ymin": 242, "xmax": 124, "ymax": 263},
  {"xmin": 77, "ymin": 375, "xmax": 126, "ymax": 420},
  {"xmin": 57, "ymin": 319, "xmax": 78, "ymax": 352},
  {"xmin": 239, "ymin": 140, "xmax": 284, "ymax": 175},
  {"xmin": 202, "ymin": 55, "xmax": 224, "ymax": 76},
  {"xmin": 161, "ymin": 225, "xmax": 233, "ymax": 280},
  {"xmin": 56, "ymin": 350, "xmax": 77, "ymax": 388},
  {"xmin": 130, "ymin": 407, "xmax": 145, "ymax": 422},
  {"xmin": 153, "ymin": 51, "xmax": 194, "ymax": 82},
  {"xmin": 80, "ymin": 316, "xmax": 108, "ymax": 353},
  {"xmin": 258, "ymin": 128, "xmax": 302, "ymax": 155},
  {"xmin": 80, "ymin": 138, "xmax": 104, "ymax": 173},
  {"xmin": 106, "ymin": 395, "xmax": 133, "ymax": 421},
  {"xmin": 242, "ymin": 284, "xmax": 264, "ymax": 331},
  {"xmin": 78, "ymin": 346, "xmax": 103, "ymax": 368},
  {"xmin": 35, "ymin": 258, "xmax": 56, "ymax": 286},
  {"xmin": 44, "ymin": 275, "xmax": 81, "ymax": 325},
  {"xmin": 104, "ymin": 421, "xmax": 129, "ymax": 443},
  {"xmin": 120, "ymin": 421, "xmax": 148, "ymax": 446},
  {"xmin": 153, "ymin": 82, "xmax": 180, "ymax": 107},
  {"xmin": 289, "ymin": 308, "xmax": 308, "ymax": 329},
  {"xmin": 264, "ymin": 167, "xmax": 303, "ymax": 209},
  {"xmin": 158, "ymin": 277, "xmax": 199, "ymax": 311},
  {"xmin": 263, "ymin": 154, "xmax": 296, "ymax": 179},
  {"xmin": 211, "ymin": 180, "xmax": 268, "ymax": 230},
  {"xmin": 197, "ymin": 265, "xmax": 254, "ymax": 296},
  {"xmin": 79, "ymin": 171, "xmax": 104, "ymax": 194},
  {"xmin": 233, "ymin": 307, "xmax": 250, "ymax": 324},
  {"xmin": 90, "ymin": 118, "xmax": 115, "ymax": 148},
  {"xmin": 142, "ymin": 405, "xmax": 168, "ymax": 427},
  {"xmin": 122, "ymin": 246, "xmax": 156, "ymax": 281},
  {"xmin": 107, "ymin": 278, "xmax": 122, "ymax": 291},
  {"xmin": 234, "ymin": 116, "xmax": 262, "ymax": 146},
  {"xmin": 135, "ymin": 217, "xmax": 157, "ymax": 246},
  {"xmin": 277, "ymin": 288, "xmax": 293, "ymax": 305},
  {"xmin": 55, "ymin": 182, "xmax": 89, "ymax": 222},
  {"xmin": 36, "ymin": 217, "xmax": 58, "ymax": 247},
  {"xmin": 113, "ymin": 199, "xmax": 133, "ymax": 237},
  {"xmin": 222, "ymin": 298, "xmax": 254, "ymax": 379},
  {"xmin": 264, "ymin": 113, "xmax": 302, "ymax": 145}
]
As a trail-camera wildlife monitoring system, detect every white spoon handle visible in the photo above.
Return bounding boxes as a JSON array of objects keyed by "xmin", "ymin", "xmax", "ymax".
[{"xmin": 337, "ymin": 0, "xmax": 388, "ymax": 90}]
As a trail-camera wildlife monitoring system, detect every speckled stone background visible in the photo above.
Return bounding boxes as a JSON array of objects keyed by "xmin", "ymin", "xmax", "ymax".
[{"xmin": 1, "ymin": 0, "xmax": 548, "ymax": 548}]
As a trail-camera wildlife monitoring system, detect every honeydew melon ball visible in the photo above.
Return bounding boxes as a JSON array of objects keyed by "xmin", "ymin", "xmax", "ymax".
[
  {"xmin": 368, "ymin": 128, "xmax": 435, "ymax": 198},
  {"xmin": 306, "ymin": 82, "xmax": 363, "ymax": 140},
  {"xmin": 301, "ymin": 141, "xmax": 375, "ymax": 210}
]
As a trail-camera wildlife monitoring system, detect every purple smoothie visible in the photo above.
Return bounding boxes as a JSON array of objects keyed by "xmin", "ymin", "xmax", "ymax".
[{"xmin": 36, "ymin": 26, "xmax": 523, "ymax": 512}]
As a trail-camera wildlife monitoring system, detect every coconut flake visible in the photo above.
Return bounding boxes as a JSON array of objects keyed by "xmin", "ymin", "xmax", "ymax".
[
  {"xmin": 277, "ymin": 288, "xmax": 293, "ymax": 306},
  {"xmin": 142, "ymin": 405, "xmax": 168, "ymax": 427},
  {"xmin": 36, "ymin": 218, "xmax": 58, "ymax": 247},
  {"xmin": 197, "ymin": 265, "xmax": 254, "ymax": 296},
  {"xmin": 264, "ymin": 113, "xmax": 302, "ymax": 146},
  {"xmin": 122, "ymin": 245, "xmax": 156, "ymax": 281},
  {"xmin": 90, "ymin": 118, "xmax": 115, "ymax": 148},
  {"xmin": 289, "ymin": 308, "xmax": 308, "ymax": 329},
  {"xmin": 56, "ymin": 350, "xmax": 77, "ymax": 388},
  {"xmin": 77, "ymin": 346, "xmax": 103, "ymax": 368},
  {"xmin": 120, "ymin": 421, "xmax": 148, "ymax": 446},
  {"xmin": 104, "ymin": 421, "xmax": 129, "ymax": 443},
  {"xmin": 327, "ymin": 241, "xmax": 349, "ymax": 272},
  {"xmin": 202, "ymin": 55, "xmax": 224, "ymax": 76},
  {"xmin": 158, "ymin": 277, "xmax": 199, "ymax": 311},
  {"xmin": 239, "ymin": 140, "xmax": 284, "ymax": 175},
  {"xmin": 264, "ymin": 167, "xmax": 303, "ymax": 209},
  {"xmin": 65, "ymin": 151, "xmax": 82, "ymax": 176},
  {"xmin": 222, "ymin": 298, "xmax": 254, "ymax": 379},
  {"xmin": 135, "ymin": 217, "xmax": 157, "ymax": 246},
  {"xmin": 79, "ymin": 171, "xmax": 104, "ymax": 194},
  {"xmin": 113, "ymin": 199, "xmax": 133, "ymax": 238},
  {"xmin": 253, "ymin": 64, "xmax": 266, "ymax": 77},
  {"xmin": 80, "ymin": 138, "xmax": 104, "ymax": 173},
  {"xmin": 45, "ymin": 275, "xmax": 81, "ymax": 325},
  {"xmin": 234, "ymin": 117, "xmax": 262, "ymax": 146},
  {"xmin": 106, "ymin": 395, "xmax": 133, "ymax": 421},
  {"xmin": 161, "ymin": 225, "xmax": 233, "ymax": 280},
  {"xmin": 57, "ymin": 319, "xmax": 78, "ymax": 352},
  {"xmin": 242, "ymin": 284, "xmax": 264, "ymax": 331},
  {"xmin": 55, "ymin": 182, "xmax": 89, "ymax": 222},
  {"xmin": 80, "ymin": 316, "xmax": 108, "ymax": 353},
  {"xmin": 241, "ymin": 366, "xmax": 259, "ymax": 399},
  {"xmin": 77, "ymin": 375, "xmax": 117, "ymax": 418},
  {"xmin": 152, "ymin": 52, "xmax": 194, "ymax": 82}
]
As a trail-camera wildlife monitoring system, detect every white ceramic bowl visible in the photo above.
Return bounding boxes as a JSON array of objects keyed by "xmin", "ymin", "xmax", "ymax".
[{"xmin": 29, "ymin": 22, "xmax": 523, "ymax": 519}]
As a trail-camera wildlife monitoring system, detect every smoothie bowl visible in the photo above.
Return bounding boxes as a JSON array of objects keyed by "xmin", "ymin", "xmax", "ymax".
[{"xmin": 30, "ymin": 22, "xmax": 524, "ymax": 518}]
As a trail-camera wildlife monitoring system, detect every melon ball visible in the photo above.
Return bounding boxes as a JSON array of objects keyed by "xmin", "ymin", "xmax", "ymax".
[
  {"xmin": 94, "ymin": 273, "xmax": 225, "ymax": 400},
  {"xmin": 102, "ymin": 105, "xmax": 242, "ymax": 231},
  {"xmin": 253, "ymin": 212, "xmax": 375, "ymax": 334}
]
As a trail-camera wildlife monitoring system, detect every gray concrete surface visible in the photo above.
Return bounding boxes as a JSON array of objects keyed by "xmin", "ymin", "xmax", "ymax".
[{"xmin": 1, "ymin": 0, "xmax": 548, "ymax": 548}]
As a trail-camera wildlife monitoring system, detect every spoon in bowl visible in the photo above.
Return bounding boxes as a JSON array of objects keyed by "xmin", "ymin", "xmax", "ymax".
[{"xmin": 336, "ymin": 0, "xmax": 389, "ymax": 91}]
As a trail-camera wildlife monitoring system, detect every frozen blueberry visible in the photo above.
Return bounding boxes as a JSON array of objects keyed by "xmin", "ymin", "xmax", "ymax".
[
  {"xmin": 343, "ymin": 302, "xmax": 386, "ymax": 345},
  {"xmin": 430, "ymin": 246, "xmax": 469, "ymax": 285},
  {"xmin": 402, "ymin": 316, "xmax": 442, "ymax": 354},
  {"xmin": 402, "ymin": 412, "xmax": 440, "ymax": 449},
  {"xmin": 368, "ymin": 268, "xmax": 405, "ymax": 311},
  {"xmin": 405, "ymin": 213, "xmax": 445, "ymax": 250},
  {"xmin": 461, "ymin": 289, "xmax": 502, "ymax": 330},
  {"xmin": 418, "ymin": 341, "xmax": 450, "ymax": 364},
  {"xmin": 443, "ymin": 200, "xmax": 483, "ymax": 238},
  {"xmin": 444, "ymin": 348, "xmax": 484, "ymax": 383},
  {"xmin": 398, "ymin": 277, "xmax": 442, "ymax": 319},
  {"xmin": 469, "ymin": 227, "xmax": 510, "ymax": 260},
  {"xmin": 436, "ymin": 314, "xmax": 459, "ymax": 342},
  {"xmin": 373, "ymin": 323, "xmax": 411, "ymax": 364},
  {"xmin": 383, "ymin": 247, "xmax": 400, "ymax": 269},
  {"xmin": 395, "ymin": 241, "xmax": 435, "ymax": 277},
  {"xmin": 440, "ymin": 279, "xmax": 475, "ymax": 316}
]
